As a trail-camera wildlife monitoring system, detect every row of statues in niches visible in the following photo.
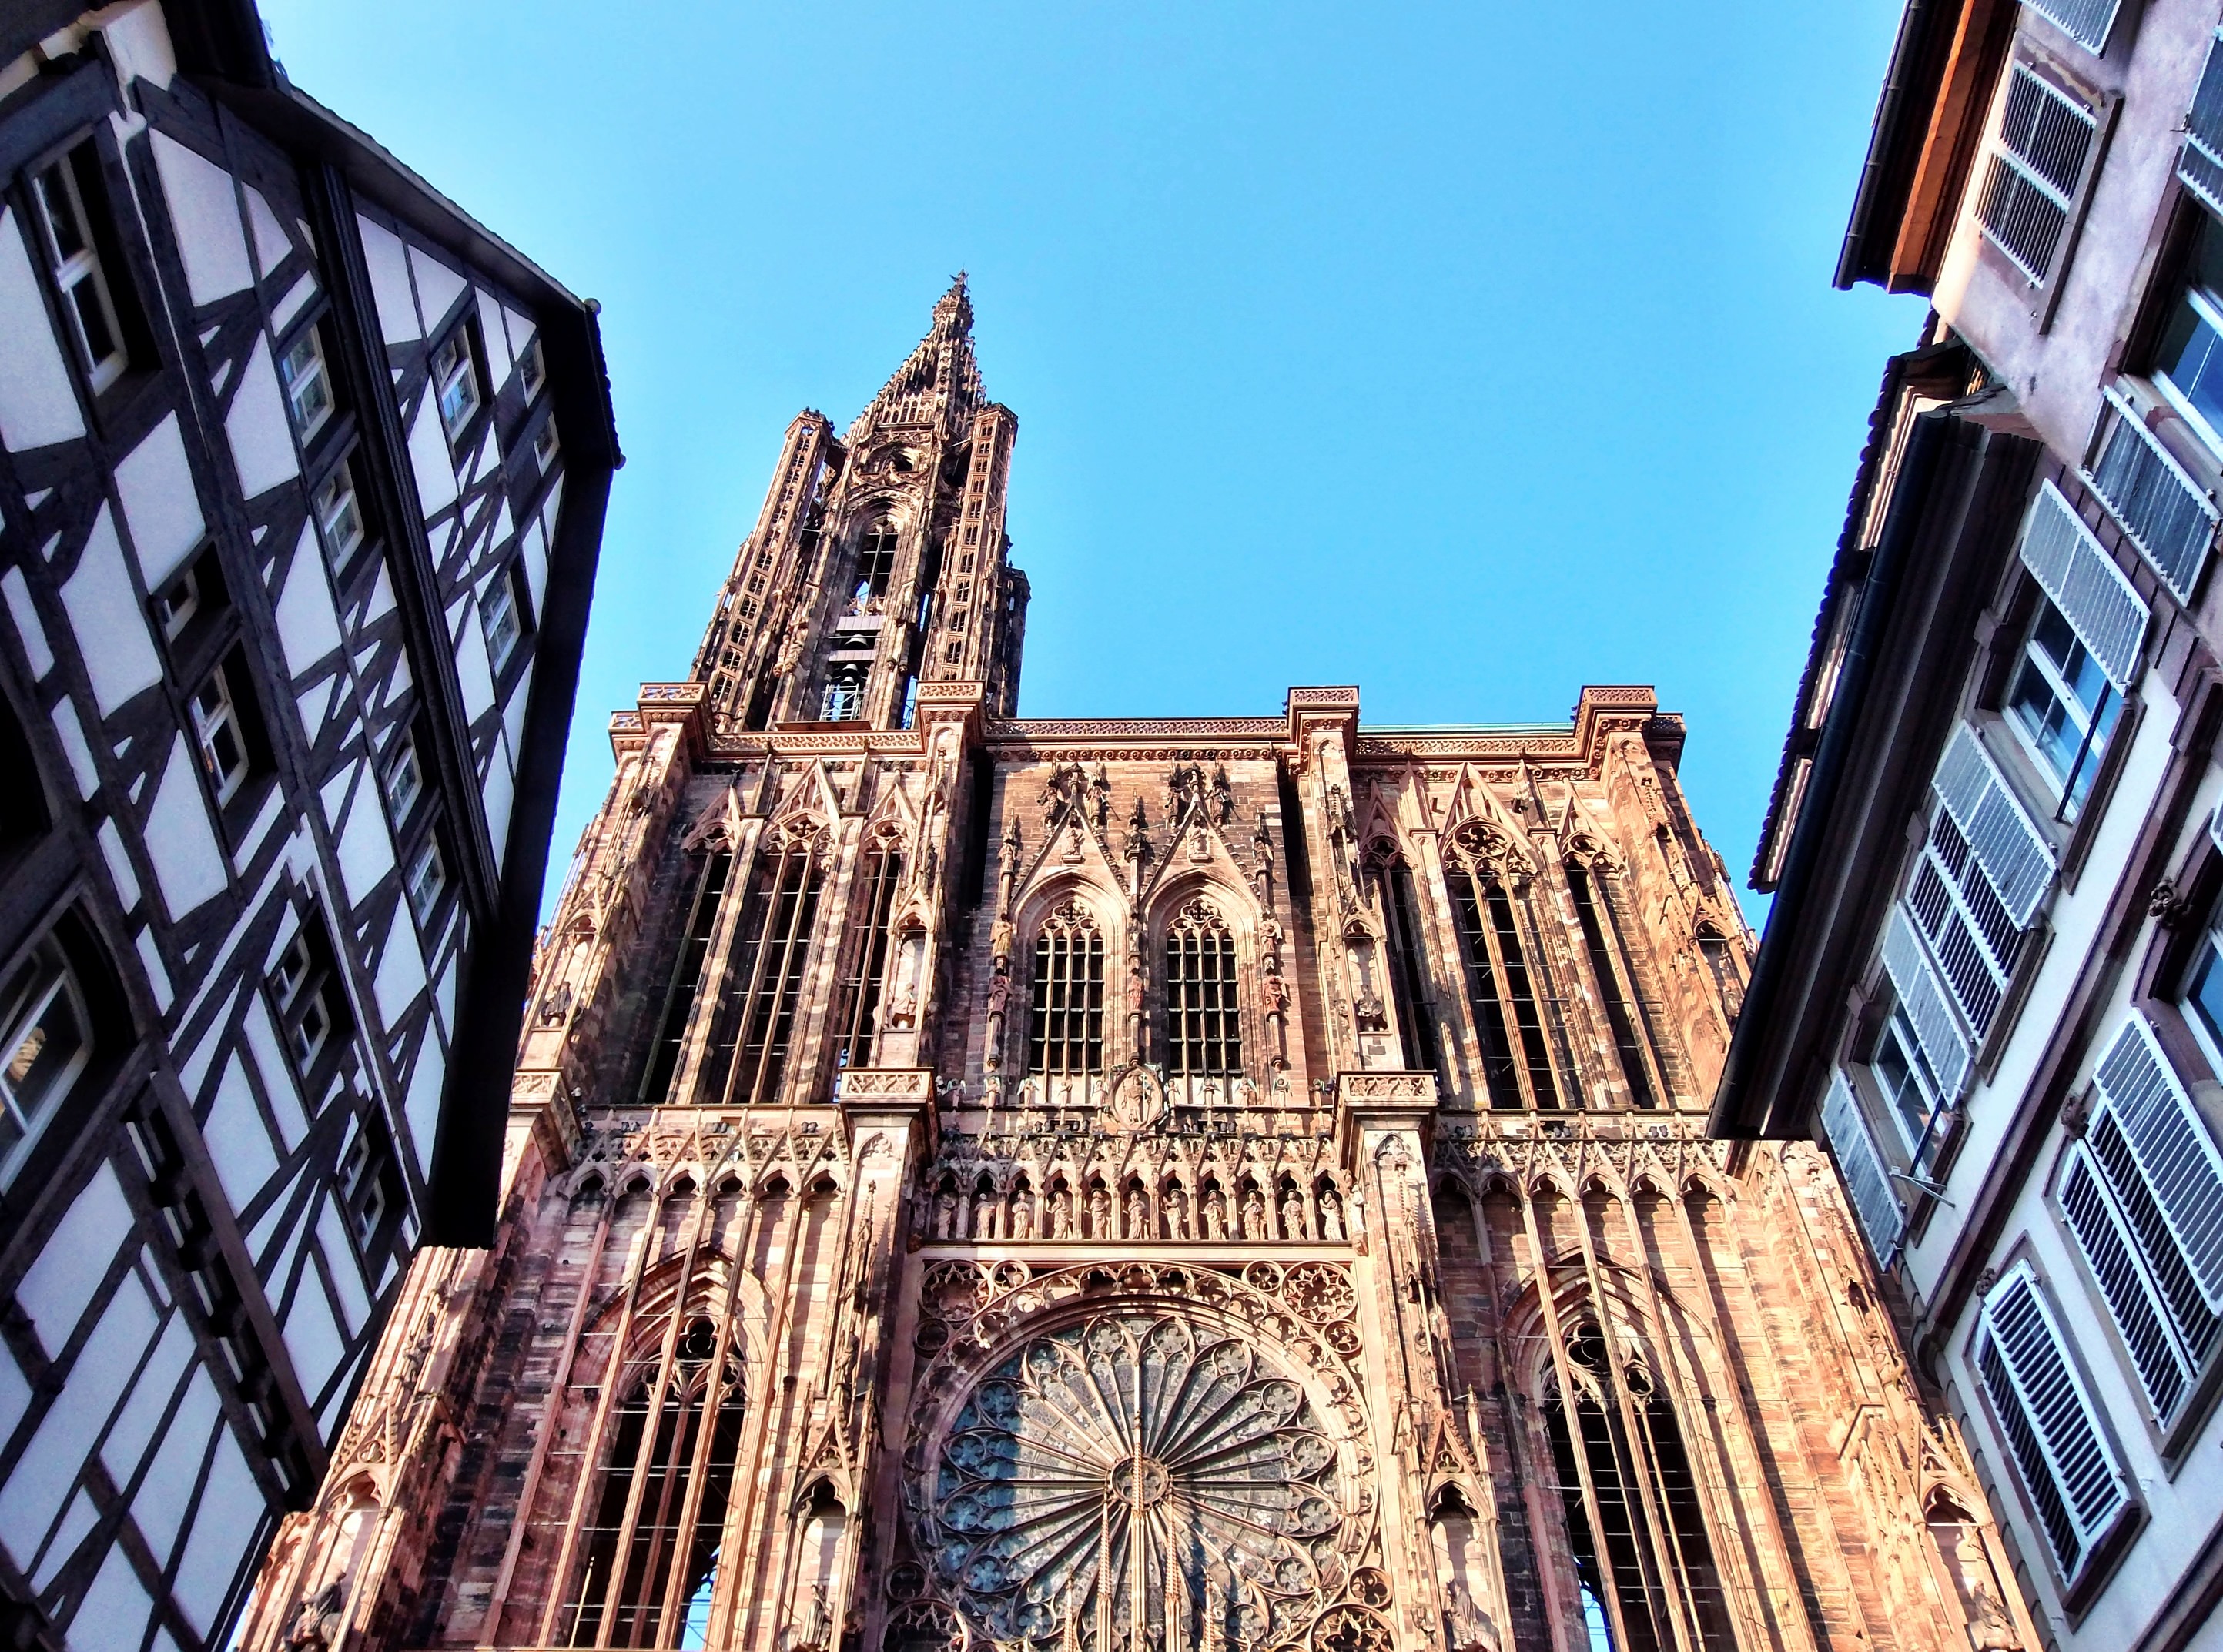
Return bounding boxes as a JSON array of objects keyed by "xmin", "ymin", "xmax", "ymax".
[{"xmin": 925, "ymin": 1166, "xmax": 1352, "ymax": 1246}]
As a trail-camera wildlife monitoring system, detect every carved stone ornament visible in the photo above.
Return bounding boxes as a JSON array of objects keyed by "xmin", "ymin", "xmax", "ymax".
[
  {"xmin": 923, "ymin": 1307, "xmax": 1360, "ymax": 1649},
  {"xmin": 1106, "ymin": 1062, "xmax": 1169, "ymax": 1132}
]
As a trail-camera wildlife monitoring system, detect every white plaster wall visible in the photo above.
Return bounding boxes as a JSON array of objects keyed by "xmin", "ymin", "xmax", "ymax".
[
  {"xmin": 114, "ymin": 411, "xmax": 204, "ymax": 588},
  {"xmin": 0, "ymin": 207, "xmax": 83, "ymax": 453},
  {"xmin": 149, "ymin": 132, "xmax": 249, "ymax": 306},
  {"xmin": 60, "ymin": 506, "xmax": 160, "ymax": 714},
  {"xmin": 142, "ymin": 734, "xmax": 229, "ymax": 919}
]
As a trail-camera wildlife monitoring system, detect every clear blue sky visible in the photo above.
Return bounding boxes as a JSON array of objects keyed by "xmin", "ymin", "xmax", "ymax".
[{"xmin": 261, "ymin": 0, "xmax": 1926, "ymax": 925}]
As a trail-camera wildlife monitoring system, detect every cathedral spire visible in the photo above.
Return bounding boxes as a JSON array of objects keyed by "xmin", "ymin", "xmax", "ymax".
[{"xmin": 849, "ymin": 273, "xmax": 986, "ymax": 442}]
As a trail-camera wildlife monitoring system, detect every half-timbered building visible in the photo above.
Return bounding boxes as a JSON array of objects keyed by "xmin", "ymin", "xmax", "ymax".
[{"xmin": 0, "ymin": 2, "xmax": 618, "ymax": 1647}]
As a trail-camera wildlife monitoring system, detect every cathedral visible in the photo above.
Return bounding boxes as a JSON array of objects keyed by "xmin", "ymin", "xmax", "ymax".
[{"xmin": 240, "ymin": 281, "xmax": 2035, "ymax": 1652}]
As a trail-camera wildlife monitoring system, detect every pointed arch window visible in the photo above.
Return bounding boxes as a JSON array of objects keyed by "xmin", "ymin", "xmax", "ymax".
[
  {"xmin": 851, "ymin": 519, "xmax": 899, "ymax": 605},
  {"xmin": 1370, "ymin": 846, "xmax": 1441, "ymax": 1075},
  {"xmin": 1164, "ymin": 896, "xmax": 1241, "ymax": 1076},
  {"xmin": 1566, "ymin": 861, "xmax": 1659, "ymax": 1109},
  {"xmin": 833, "ymin": 835, "xmax": 903, "ymax": 1069},
  {"xmin": 1445, "ymin": 861, "xmax": 1558, "ymax": 1110},
  {"xmin": 708, "ymin": 828, "xmax": 824, "ymax": 1107},
  {"xmin": 641, "ymin": 851, "xmax": 732, "ymax": 1105},
  {"xmin": 1542, "ymin": 1319, "xmax": 1734, "ymax": 1651},
  {"xmin": 1028, "ymin": 899, "xmax": 1104, "ymax": 1074},
  {"xmin": 564, "ymin": 1315, "xmax": 746, "ymax": 1648}
]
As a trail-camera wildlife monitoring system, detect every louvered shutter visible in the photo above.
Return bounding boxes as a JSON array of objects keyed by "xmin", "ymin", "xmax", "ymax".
[
  {"xmin": 1975, "ymin": 1269, "xmax": 2125, "ymax": 1578},
  {"xmin": 1931, "ymin": 725, "xmax": 2056, "ymax": 927},
  {"xmin": 2091, "ymin": 1018, "xmax": 2223, "ymax": 1311},
  {"xmin": 2087, "ymin": 389, "xmax": 2220, "ymax": 602},
  {"xmin": 1882, "ymin": 908, "xmax": 1972, "ymax": 1098},
  {"xmin": 2180, "ymin": 28, "xmax": 2223, "ymax": 218},
  {"xmin": 2059, "ymin": 1145, "xmax": 2197, "ymax": 1416},
  {"xmin": 2024, "ymin": 0, "xmax": 2122, "ymax": 51},
  {"xmin": 1977, "ymin": 67, "xmax": 2095, "ymax": 282},
  {"xmin": 1821, "ymin": 1071, "xmax": 1904, "ymax": 1262},
  {"xmin": 2019, "ymin": 481, "xmax": 2149, "ymax": 691}
]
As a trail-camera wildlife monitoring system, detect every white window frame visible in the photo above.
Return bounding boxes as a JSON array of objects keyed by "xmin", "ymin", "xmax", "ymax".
[
  {"xmin": 152, "ymin": 562, "xmax": 203, "ymax": 642},
  {"xmin": 30, "ymin": 148, "xmax": 128, "ymax": 393},
  {"xmin": 2153, "ymin": 283, "xmax": 2223, "ymax": 459},
  {"xmin": 278, "ymin": 325, "xmax": 335, "ymax": 444},
  {"xmin": 340, "ymin": 1125, "xmax": 386, "ymax": 1246},
  {"xmin": 2001, "ymin": 594, "xmax": 2118, "ymax": 821},
  {"xmin": 313, "ymin": 457, "xmax": 366, "ymax": 570},
  {"xmin": 532, "ymin": 415, "xmax": 560, "ymax": 475},
  {"xmin": 1869, "ymin": 1003, "xmax": 1945, "ymax": 1162},
  {"xmin": 431, "ymin": 330, "xmax": 480, "ymax": 439},
  {"xmin": 517, "ymin": 335, "xmax": 546, "ymax": 401},
  {"xmin": 384, "ymin": 734, "xmax": 424, "ymax": 824},
  {"xmin": 405, "ymin": 834, "xmax": 446, "ymax": 925},
  {"xmin": 481, "ymin": 563, "xmax": 524, "ymax": 674},
  {"xmin": 271, "ymin": 931, "xmax": 333, "ymax": 1069},
  {"xmin": 0, "ymin": 938, "xmax": 92, "ymax": 1189},
  {"xmin": 189, "ymin": 664, "xmax": 251, "ymax": 806}
]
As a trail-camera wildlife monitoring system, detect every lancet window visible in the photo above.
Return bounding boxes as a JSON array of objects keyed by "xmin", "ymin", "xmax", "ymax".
[
  {"xmin": 639, "ymin": 851, "xmax": 732, "ymax": 1105},
  {"xmin": 1027, "ymin": 898, "xmax": 1104, "ymax": 1074},
  {"xmin": 1371, "ymin": 848, "xmax": 1441, "ymax": 1075},
  {"xmin": 1164, "ymin": 896, "xmax": 1241, "ymax": 1076},
  {"xmin": 832, "ymin": 836, "xmax": 903, "ymax": 1069},
  {"xmin": 1445, "ymin": 862, "xmax": 1558, "ymax": 1109},
  {"xmin": 1542, "ymin": 1319, "xmax": 1733, "ymax": 1651},
  {"xmin": 561, "ymin": 1313, "xmax": 746, "ymax": 1649},
  {"xmin": 710, "ymin": 828, "xmax": 823, "ymax": 1106},
  {"xmin": 851, "ymin": 519, "xmax": 899, "ymax": 605},
  {"xmin": 1566, "ymin": 861, "xmax": 1658, "ymax": 1109}
]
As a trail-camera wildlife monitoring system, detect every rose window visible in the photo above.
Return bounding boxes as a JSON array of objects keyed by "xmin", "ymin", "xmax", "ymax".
[{"xmin": 931, "ymin": 1310, "xmax": 1351, "ymax": 1650}]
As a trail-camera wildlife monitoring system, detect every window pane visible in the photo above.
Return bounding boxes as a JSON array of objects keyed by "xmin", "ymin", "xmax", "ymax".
[
  {"xmin": 0, "ymin": 945, "xmax": 88, "ymax": 1179},
  {"xmin": 33, "ymin": 166, "xmax": 85, "ymax": 259},
  {"xmin": 2159, "ymin": 296, "xmax": 2223, "ymax": 440},
  {"xmin": 2187, "ymin": 940, "xmax": 2223, "ymax": 1058}
]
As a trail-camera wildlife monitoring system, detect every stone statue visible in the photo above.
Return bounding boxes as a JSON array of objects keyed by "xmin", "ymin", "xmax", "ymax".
[
  {"xmin": 934, "ymin": 1189, "xmax": 957, "ymax": 1240},
  {"xmin": 1281, "ymin": 1188, "xmax": 1306, "ymax": 1242},
  {"xmin": 1953, "ymin": 1527, "xmax": 2022, "ymax": 1650},
  {"xmin": 1242, "ymin": 1189, "xmax": 1267, "ymax": 1241},
  {"xmin": 1126, "ymin": 1186, "xmax": 1150, "ymax": 1241},
  {"xmin": 1089, "ymin": 1186, "xmax": 1111, "ymax": 1239},
  {"xmin": 537, "ymin": 978, "xmax": 574, "ymax": 1026},
  {"xmin": 1204, "ymin": 1188, "xmax": 1227, "ymax": 1240},
  {"xmin": 1319, "ymin": 1189, "xmax": 1345, "ymax": 1243},
  {"xmin": 1051, "ymin": 1190, "xmax": 1073, "ymax": 1239},
  {"xmin": 286, "ymin": 1580, "xmax": 347, "ymax": 1650},
  {"xmin": 969, "ymin": 1196, "xmax": 990, "ymax": 1239},
  {"xmin": 1011, "ymin": 1192, "xmax": 1034, "ymax": 1240},
  {"xmin": 1165, "ymin": 1184, "xmax": 1189, "ymax": 1240},
  {"xmin": 1443, "ymin": 1581, "xmax": 1499, "ymax": 1652}
]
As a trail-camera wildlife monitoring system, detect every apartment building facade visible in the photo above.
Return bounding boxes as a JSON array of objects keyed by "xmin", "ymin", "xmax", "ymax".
[
  {"xmin": 1717, "ymin": 2, "xmax": 2223, "ymax": 1647},
  {"xmin": 0, "ymin": 2, "xmax": 618, "ymax": 1647}
]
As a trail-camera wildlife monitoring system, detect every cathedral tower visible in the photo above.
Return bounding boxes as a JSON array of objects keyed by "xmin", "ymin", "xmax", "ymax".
[{"xmin": 242, "ymin": 289, "xmax": 2037, "ymax": 1652}]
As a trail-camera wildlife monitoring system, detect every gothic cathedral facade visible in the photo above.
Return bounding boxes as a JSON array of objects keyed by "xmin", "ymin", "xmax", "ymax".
[{"xmin": 242, "ymin": 283, "xmax": 2037, "ymax": 1652}]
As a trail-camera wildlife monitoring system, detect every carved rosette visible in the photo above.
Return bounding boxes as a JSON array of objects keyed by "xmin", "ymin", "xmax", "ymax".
[{"xmin": 899, "ymin": 1262, "xmax": 1380, "ymax": 1650}]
